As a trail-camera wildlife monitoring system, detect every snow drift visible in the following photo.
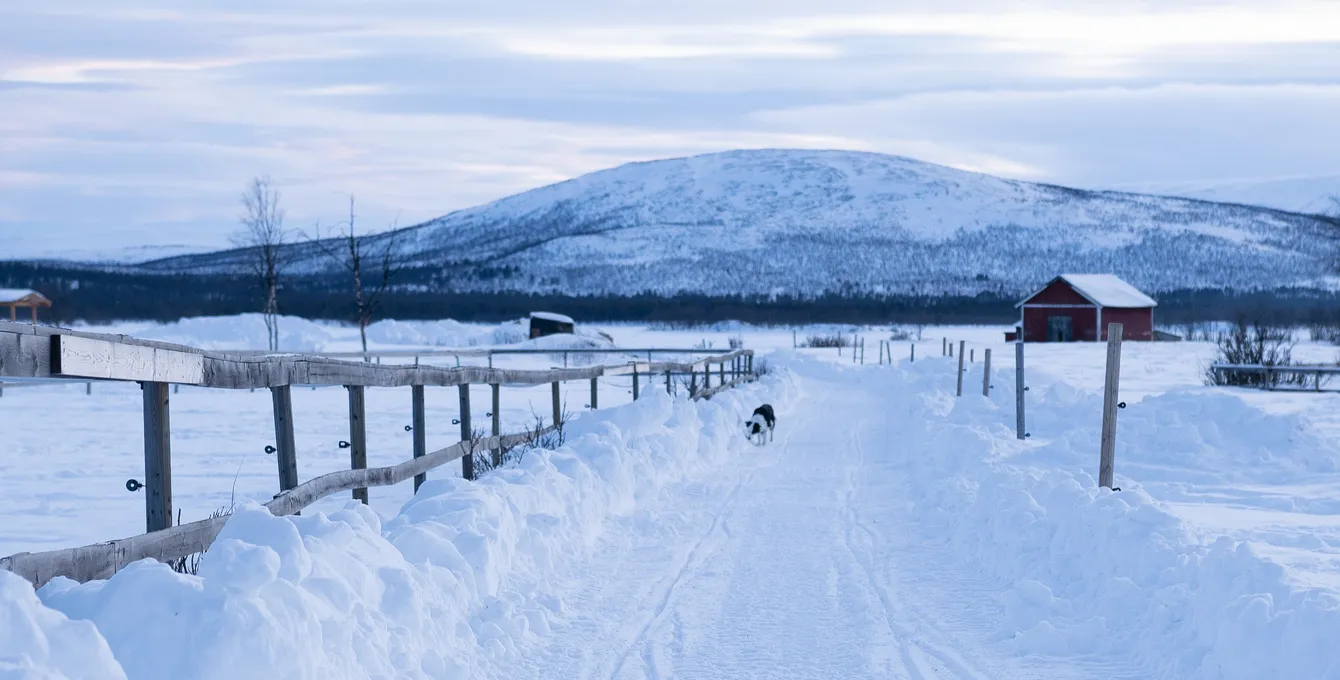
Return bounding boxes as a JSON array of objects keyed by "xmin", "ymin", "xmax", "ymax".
[
  {"xmin": 5, "ymin": 368, "xmax": 794, "ymax": 679},
  {"xmin": 863, "ymin": 355, "xmax": 1340, "ymax": 679}
]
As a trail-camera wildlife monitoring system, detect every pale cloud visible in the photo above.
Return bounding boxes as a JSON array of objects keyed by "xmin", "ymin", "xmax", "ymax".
[{"xmin": 0, "ymin": 1, "xmax": 1337, "ymax": 258}]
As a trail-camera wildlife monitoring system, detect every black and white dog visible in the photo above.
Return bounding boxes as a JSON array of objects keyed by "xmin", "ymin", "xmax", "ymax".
[{"xmin": 744, "ymin": 404, "xmax": 775, "ymax": 445}]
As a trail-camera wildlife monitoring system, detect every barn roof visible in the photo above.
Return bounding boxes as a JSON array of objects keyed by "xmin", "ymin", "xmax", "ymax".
[
  {"xmin": 530, "ymin": 311, "xmax": 575, "ymax": 324},
  {"xmin": 1017, "ymin": 274, "xmax": 1157, "ymax": 308},
  {"xmin": 0, "ymin": 289, "xmax": 51, "ymax": 306}
]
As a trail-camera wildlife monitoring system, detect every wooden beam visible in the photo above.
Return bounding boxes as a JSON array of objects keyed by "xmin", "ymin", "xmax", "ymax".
[
  {"xmin": 412, "ymin": 385, "xmax": 426, "ymax": 492},
  {"xmin": 1098, "ymin": 323, "xmax": 1124, "ymax": 489},
  {"xmin": 271, "ymin": 385, "xmax": 298, "ymax": 492},
  {"xmin": 52, "ymin": 335, "xmax": 203, "ymax": 384},
  {"xmin": 347, "ymin": 385, "xmax": 368, "ymax": 504},
  {"xmin": 491, "ymin": 384, "xmax": 502, "ymax": 468},
  {"xmin": 141, "ymin": 382, "xmax": 172, "ymax": 533},
  {"xmin": 459, "ymin": 384, "xmax": 474, "ymax": 481},
  {"xmin": 551, "ymin": 381, "xmax": 561, "ymax": 427}
]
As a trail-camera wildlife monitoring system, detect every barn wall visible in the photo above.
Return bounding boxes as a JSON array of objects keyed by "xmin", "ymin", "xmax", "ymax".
[
  {"xmin": 1022, "ymin": 305, "xmax": 1099, "ymax": 342},
  {"xmin": 1100, "ymin": 308, "xmax": 1154, "ymax": 341},
  {"xmin": 1025, "ymin": 280, "xmax": 1092, "ymax": 305}
]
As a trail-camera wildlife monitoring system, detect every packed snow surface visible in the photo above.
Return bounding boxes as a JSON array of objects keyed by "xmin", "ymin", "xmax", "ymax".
[{"xmin": 8, "ymin": 338, "xmax": 1340, "ymax": 678}]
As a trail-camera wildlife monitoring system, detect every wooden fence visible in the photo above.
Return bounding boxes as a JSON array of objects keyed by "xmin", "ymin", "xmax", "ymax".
[{"xmin": 0, "ymin": 321, "xmax": 757, "ymax": 587}]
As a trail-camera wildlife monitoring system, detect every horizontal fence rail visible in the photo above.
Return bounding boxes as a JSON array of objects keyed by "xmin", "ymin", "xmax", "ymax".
[{"xmin": 0, "ymin": 320, "xmax": 758, "ymax": 588}]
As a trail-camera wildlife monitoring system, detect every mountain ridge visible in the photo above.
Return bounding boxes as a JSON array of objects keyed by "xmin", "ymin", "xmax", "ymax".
[{"xmin": 61, "ymin": 149, "xmax": 1340, "ymax": 298}]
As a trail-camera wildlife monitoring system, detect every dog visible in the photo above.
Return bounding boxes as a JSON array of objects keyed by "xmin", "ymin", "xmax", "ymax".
[{"xmin": 744, "ymin": 404, "xmax": 775, "ymax": 445}]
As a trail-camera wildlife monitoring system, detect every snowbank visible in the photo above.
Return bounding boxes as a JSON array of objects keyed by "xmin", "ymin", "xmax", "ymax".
[
  {"xmin": 8, "ymin": 368, "xmax": 794, "ymax": 679},
  {"xmin": 872, "ymin": 356, "xmax": 1340, "ymax": 679},
  {"xmin": 364, "ymin": 319, "xmax": 530, "ymax": 348},
  {"xmin": 123, "ymin": 314, "xmax": 336, "ymax": 352}
]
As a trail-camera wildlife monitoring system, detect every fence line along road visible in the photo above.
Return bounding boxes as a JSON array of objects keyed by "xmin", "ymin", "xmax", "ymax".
[{"xmin": 0, "ymin": 320, "xmax": 758, "ymax": 588}]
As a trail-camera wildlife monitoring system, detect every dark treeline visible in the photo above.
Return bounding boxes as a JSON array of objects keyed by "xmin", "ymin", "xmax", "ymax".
[{"xmin": 3, "ymin": 260, "xmax": 1338, "ymax": 327}]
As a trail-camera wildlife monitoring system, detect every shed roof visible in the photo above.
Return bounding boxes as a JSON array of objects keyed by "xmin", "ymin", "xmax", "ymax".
[
  {"xmin": 0, "ymin": 289, "xmax": 52, "ymax": 306},
  {"xmin": 1017, "ymin": 274, "xmax": 1157, "ymax": 308},
  {"xmin": 529, "ymin": 311, "xmax": 575, "ymax": 324}
]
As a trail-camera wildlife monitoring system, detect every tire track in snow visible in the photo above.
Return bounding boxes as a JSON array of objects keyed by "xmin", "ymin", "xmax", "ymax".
[
  {"xmin": 837, "ymin": 417, "xmax": 1000, "ymax": 680},
  {"xmin": 601, "ymin": 474, "xmax": 750, "ymax": 680}
]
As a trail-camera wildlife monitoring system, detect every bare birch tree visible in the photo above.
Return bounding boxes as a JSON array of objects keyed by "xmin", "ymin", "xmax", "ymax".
[
  {"xmin": 308, "ymin": 195, "xmax": 402, "ymax": 358},
  {"xmin": 232, "ymin": 176, "xmax": 287, "ymax": 351}
]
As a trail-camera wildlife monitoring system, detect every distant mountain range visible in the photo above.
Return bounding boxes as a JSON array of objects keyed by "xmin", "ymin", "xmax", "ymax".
[{"xmin": 128, "ymin": 149, "xmax": 1338, "ymax": 299}]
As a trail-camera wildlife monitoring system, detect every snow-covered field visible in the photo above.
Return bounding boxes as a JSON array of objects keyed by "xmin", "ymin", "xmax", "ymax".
[{"xmin": 5, "ymin": 314, "xmax": 1340, "ymax": 678}]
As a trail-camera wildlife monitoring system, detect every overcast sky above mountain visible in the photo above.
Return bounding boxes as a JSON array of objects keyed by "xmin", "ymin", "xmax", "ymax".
[{"xmin": 3, "ymin": 1, "xmax": 1339, "ymax": 259}]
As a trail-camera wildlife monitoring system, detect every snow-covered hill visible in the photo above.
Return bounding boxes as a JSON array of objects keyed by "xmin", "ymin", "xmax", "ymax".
[{"xmin": 142, "ymin": 149, "xmax": 1340, "ymax": 297}]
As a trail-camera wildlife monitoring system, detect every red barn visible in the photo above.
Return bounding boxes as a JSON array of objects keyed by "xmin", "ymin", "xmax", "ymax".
[{"xmin": 1016, "ymin": 274, "xmax": 1156, "ymax": 342}]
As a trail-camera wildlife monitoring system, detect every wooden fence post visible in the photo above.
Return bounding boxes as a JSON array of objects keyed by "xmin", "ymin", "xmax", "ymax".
[
  {"xmin": 982, "ymin": 348, "xmax": 992, "ymax": 397},
  {"xmin": 86, "ymin": 382, "xmax": 91, "ymax": 395},
  {"xmin": 719, "ymin": 361, "xmax": 725, "ymax": 384},
  {"xmin": 956, "ymin": 340, "xmax": 966, "ymax": 396},
  {"xmin": 666, "ymin": 369, "xmax": 672, "ymax": 395},
  {"xmin": 271, "ymin": 385, "xmax": 298, "ymax": 493},
  {"xmin": 347, "ymin": 385, "xmax": 368, "ymax": 504},
  {"xmin": 942, "ymin": 337, "xmax": 947, "ymax": 356},
  {"xmin": 1015, "ymin": 326, "xmax": 1026, "ymax": 440},
  {"xmin": 491, "ymin": 383, "xmax": 502, "ymax": 468},
  {"xmin": 142, "ymin": 381, "xmax": 172, "ymax": 533},
  {"xmin": 590, "ymin": 376, "xmax": 598, "ymax": 409},
  {"xmin": 910, "ymin": 344, "xmax": 915, "ymax": 362},
  {"xmin": 970, "ymin": 348, "xmax": 974, "ymax": 363},
  {"xmin": 703, "ymin": 362, "xmax": 711, "ymax": 390},
  {"xmin": 632, "ymin": 366, "xmax": 640, "ymax": 400},
  {"xmin": 689, "ymin": 367, "xmax": 698, "ymax": 395},
  {"xmin": 459, "ymin": 384, "xmax": 474, "ymax": 481},
  {"xmin": 1099, "ymin": 323, "xmax": 1124, "ymax": 489},
  {"xmin": 552, "ymin": 381, "xmax": 562, "ymax": 427},
  {"xmin": 412, "ymin": 385, "xmax": 427, "ymax": 491}
]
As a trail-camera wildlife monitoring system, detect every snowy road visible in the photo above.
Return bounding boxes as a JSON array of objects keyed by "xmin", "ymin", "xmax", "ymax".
[{"xmin": 479, "ymin": 369, "xmax": 1083, "ymax": 680}]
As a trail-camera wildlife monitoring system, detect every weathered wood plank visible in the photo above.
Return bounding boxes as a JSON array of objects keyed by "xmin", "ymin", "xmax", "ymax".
[
  {"xmin": 412, "ymin": 385, "xmax": 427, "ymax": 492},
  {"xmin": 1098, "ymin": 323, "xmax": 1124, "ymax": 489},
  {"xmin": 142, "ymin": 382, "xmax": 173, "ymax": 533},
  {"xmin": 53, "ymin": 335, "xmax": 205, "ymax": 384},
  {"xmin": 271, "ymin": 385, "xmax": 298, "ymax": 492},
  {"xmin": 347, "ymin": 385, "xmax": 368, "ymax": 504},
  {"xmin": 459, "ymin": 384, "xmax": 474, "ymax": 481}
]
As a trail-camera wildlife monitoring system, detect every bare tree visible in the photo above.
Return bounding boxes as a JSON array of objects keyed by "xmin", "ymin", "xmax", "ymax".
[
  {"xmin": 232, "ymin": 176, "xmax": 287, "ymax": 351},
  {"xmin": 308, "ymin": 195, "xmax": 402, "ymax": 358}
]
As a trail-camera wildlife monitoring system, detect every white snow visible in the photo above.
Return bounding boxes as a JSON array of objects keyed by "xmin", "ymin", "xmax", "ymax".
[
  {"xmin": 1052, "ymin": 273, "xmax": 1159, "ymax": 308},
  {"xmin": 529, "ymin": 312, "xmax": 574, "ymax": 325},
  {"xmin": 6, "ymin": 318, "xmax": 1340, "ymax": 677},
  {"xmin": 0, "ymin": 289, "xmax": 43, "ymax": 304}
]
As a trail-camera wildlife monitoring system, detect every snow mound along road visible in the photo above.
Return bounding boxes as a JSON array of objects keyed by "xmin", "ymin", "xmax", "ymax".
[
  {"xmin": 10, "ymin": 369, "xmax": 795, "ymax": 679},
  {"xmin": 872, "ymin": 355, "xmax": 1340, "ymax": 679}
]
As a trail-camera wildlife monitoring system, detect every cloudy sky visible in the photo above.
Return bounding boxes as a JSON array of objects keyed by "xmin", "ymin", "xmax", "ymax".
[{"xmin": 3, "ymin": 0, "xmax": 1339, "ymax": 258}]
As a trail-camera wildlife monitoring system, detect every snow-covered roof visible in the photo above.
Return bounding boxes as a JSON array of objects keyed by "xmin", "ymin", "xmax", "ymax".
[
  {"xmin": 0, "ymin": 288, "xmax": 50, "ymax": 305},
  {"xmin": 529, "ymin": 311, "xmax": 575, "ymax": 324},
  {"xmin": 1018, "ymin": 274, "xmax": 1156, "ymax": 308}
]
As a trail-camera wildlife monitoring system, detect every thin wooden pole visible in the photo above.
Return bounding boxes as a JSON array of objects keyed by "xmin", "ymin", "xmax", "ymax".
[
  {"xmin": 632, "ymin": 366, "xmax": 640, "ymax": 400},
  {"xmin": 910, "ymin": 344, "xmax": 915, "ymax": 362},
  {"xmin": 347, "ymin": 385, "xmax": 368, "ymax": 504},
  {"xmin": 956, "ymin": 340, "xmax": 966, "ymax": 396},
  {"xmin": 1098, "ymin": 323, "xmax": 1124, "ymax": 489},
  {"xmin": 459, "ymin": 384, "xmax": 474, "ymax": 481},
  {"xmin": 86, "ymin": 382, "xmax": 91, "ymax": 395},
  {"xmin": 689, "ymin": 367, "xmax": 697, "ymax": 395},
  {"xmin": 412, "ymin": 385, "xmax": 427, "ymax": 491},
  {"xmin": 666, "ymin": 370, "xmax": 672, "ymax": 395},
  {"xmin": 551, "ymin": 381, "xmax": 561, "ymax": 427},
  {"xmin": 589, "ymin": 376, "xmax": 598, "ymax": 409},
  {"xmin": 271, "ymin": 385, "xmax": 298, "ymax": 493},
  {"xmin": 142, "ymin": 381, "xmax": 172, "ymax": 532},
  {"xmin": 942, "ymin": 337, "xmax": 947, "ymax": 356},
  {"xmin": 719, "ymin": 361, "xmax": 725, "ymax": 384},
  {"xmin": 703, "ymin": 362, "xmax": 711, "ymax": 390},
  {"xmin": 491, "ymin": 383, "xmax": 502, "ymax": 468},
  {"xmin": 1015, "ymin": 326, "xmax": 1026, "ymax": 440},
  {"xmin": 982, "ymin": 348, "xmax": 992, "ymax": 397},
  {"xmin": 970, "ymin": 348, "xmax": 975, "ymax": 363}
]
